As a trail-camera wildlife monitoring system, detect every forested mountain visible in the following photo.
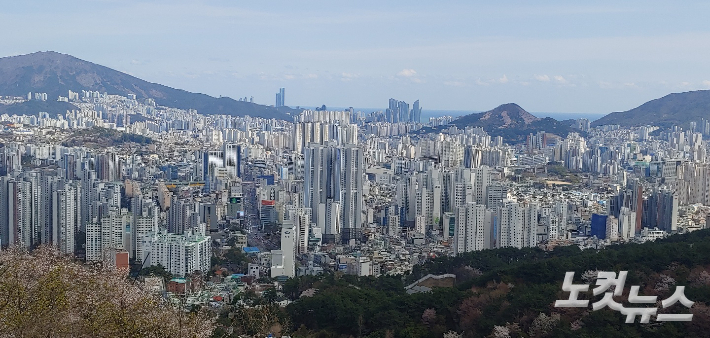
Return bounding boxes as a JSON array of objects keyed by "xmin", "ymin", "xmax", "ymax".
[{"xmin": 0, "ymin": 51, "xmax": 295, "ymax": 120}]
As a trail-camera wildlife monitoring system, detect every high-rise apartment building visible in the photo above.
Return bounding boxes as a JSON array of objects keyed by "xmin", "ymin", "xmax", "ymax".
[
  {"xmin": 385, "ymin": 98, "xmax": 421, "ymax": 123},
  {"xmin": 304, "ymin": 144, "xmax": 363, "ymax": 244},
  {"xmin": 498, "ymin": 202, "xmax": 523, "ymax": 249},
  {"xmin": 454, "ymin": 202, "xmax": 488, "ymax": 254},
  {"xmin": 52, "ymin": 182, "xmax": 81, "ymax": 254},
  {"xmin": 143, "ymin": 227, "xmax": 211, "ymax": 277}
]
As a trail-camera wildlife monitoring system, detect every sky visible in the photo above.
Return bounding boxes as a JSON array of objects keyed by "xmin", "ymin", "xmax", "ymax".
[{"xmin": 3, "ymin": 0, "xmax": 710, "ymax": 114}]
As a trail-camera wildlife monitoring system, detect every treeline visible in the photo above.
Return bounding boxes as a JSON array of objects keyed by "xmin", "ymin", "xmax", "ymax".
[
  {"xmin": 243, "ymin": 230, "xmax": 710, "ymax": 338},
  {"xmin": 61, "ymin": 127, "xmax": 152, "ymax": 147}
]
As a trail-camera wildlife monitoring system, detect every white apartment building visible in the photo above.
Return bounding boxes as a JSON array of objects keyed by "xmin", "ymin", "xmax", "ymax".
[{"xmin": 143, "ymin": 227, "xmax": 211, "ymax": 277}]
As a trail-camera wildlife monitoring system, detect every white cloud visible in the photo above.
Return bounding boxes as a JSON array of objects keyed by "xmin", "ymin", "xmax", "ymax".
[
  {"xmin": 397, "ymin": 68, "xmax": 417, "ymax": 77},
  {"xmin": 598, "ymin": 81, "xmax": 639, "ymax": 89},
  {"xmin": 553, "ymin": 75, "xmax": 567, "ymax": 83},
  {"xmin": 444, "ymin": 80, "xmax": 466, "ymax": 87},
  {"xmin": 340, "ymin": 72, "xmax": 360, "ymax": 81},
  {"xmin": 534, "ymin": 74, "xmax": 550, "ymax": 82},
  {"xmin": 498, "ymin": 75, "xmax": 509, "ymax": 83},
  {"xmin": 703, "ymin": 80, "xmax": 710, "ymax": 88},
  {"xmin": 476, "ymin": 78, "xmax": 490, "ymax": 86},
  {"xmin": 304, "ymin": 73, "xmax": 318, "ymax": 79}
]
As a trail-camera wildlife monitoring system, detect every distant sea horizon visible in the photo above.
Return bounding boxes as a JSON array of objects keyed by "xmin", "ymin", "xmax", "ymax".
[{"xmin": 297, "ymin": 106, "xmax": 607, "ymax": 122}]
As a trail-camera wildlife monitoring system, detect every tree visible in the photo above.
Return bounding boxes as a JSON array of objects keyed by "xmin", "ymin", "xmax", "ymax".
[
  {"xmin": 0, "ymin": 246, "xmax": 213, "ymax": 337},
  {"xmin": 263, "ymin": 288, "xmax": 278, "ymax": 303},
  {"xmin": 138, "ymin": 263, "xmax": 173, "ymax": 284}
]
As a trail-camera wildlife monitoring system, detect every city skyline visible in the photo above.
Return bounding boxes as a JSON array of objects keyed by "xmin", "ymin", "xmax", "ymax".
[
  {"xmin": 4, "ymin": 1, "xmax": 710, "ymax": 114},
  {"xmin": 3, "ymin": 2, "xmax": 710, "ymax": 336}
]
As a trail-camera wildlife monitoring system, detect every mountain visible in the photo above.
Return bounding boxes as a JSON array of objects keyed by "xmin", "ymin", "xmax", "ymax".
[
  {"xmin": 444, "ymin": 103, "xmax": 576, "ymax": 142},
  {"xmin": 592, "ymin": 90, "xmax": 710, "ymax": 128},
  {"xmin": 0, "ymin": 51, "xmax": 295, "ymax": 120}
]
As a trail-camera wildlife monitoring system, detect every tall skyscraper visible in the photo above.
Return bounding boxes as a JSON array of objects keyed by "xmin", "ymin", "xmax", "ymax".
[
  {"xmin": 412, "ymin": 100, "xmax": 422, "ymax": 123},
  {"xmin": 304, "ymin": 144, "xmax": 363, "ymax": 244},
  {"xmin": 275, "ymin": 87, "xmax": 285, "ymax": 107},
  {"xmin": 53, "ymin": 183, "xmax": 81, "ymax": 254},
  {"xmin": 385, "ymin": 98, "xmax": 421, "ymax": 123},
  {"xmin": 341, "ymin": 146, "xmax": 364, "ymax": 243}
]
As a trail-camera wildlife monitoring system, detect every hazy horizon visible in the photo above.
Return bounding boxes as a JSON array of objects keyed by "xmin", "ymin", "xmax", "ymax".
[
  {"xmin": 4, "ymin": 1, "xmax": 710, "ymax": 114},
  {"xmin": 297, "ymin": 106, "xmax": 607, "ymax": 121}
]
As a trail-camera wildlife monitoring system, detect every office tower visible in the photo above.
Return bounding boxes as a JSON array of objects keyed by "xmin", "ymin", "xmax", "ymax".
[
  {"xmin": 590, "ymin": 214, "xmax": 608, "ymax": 240},
  {"xmin": 275, "ymin": 87, "xmax": 285, "ymax": 107}
]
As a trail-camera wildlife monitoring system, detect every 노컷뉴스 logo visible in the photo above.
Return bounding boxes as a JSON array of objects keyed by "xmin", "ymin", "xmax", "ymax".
[{"xmin": 554, "ymin": 271, "xmax": 694, "ymax": 323}]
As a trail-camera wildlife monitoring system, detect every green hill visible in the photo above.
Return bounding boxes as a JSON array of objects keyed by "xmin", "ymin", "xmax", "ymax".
[
  {"xmin": 593, "ymin": 90, "xmax": 710, "ymax": 128},
  {"xmin": 0, "ymin": 51, "xmax": 297, "ymax": 120},
  {"xmin": 439, "ymin": 103, "xmax": 577, "ymax": 143}
]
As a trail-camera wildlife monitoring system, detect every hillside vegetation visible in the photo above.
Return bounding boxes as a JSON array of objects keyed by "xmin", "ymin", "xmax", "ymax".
[
  {"xmin": 262, "ymin": 230, "xmax": 710, "ymax": 338},
  {"xmin": 0, "ymin": 247, "xmax": 213, "ymax": 337},
  {"xmin": 592, "ymin": 90, "xmax": 710, "ymax": 128}
]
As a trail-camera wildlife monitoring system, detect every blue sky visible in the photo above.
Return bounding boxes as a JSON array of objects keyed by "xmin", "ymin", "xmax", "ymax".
[{"xmin": 3, "ymin": 0, "xmax": 710, "ymax": 114}]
